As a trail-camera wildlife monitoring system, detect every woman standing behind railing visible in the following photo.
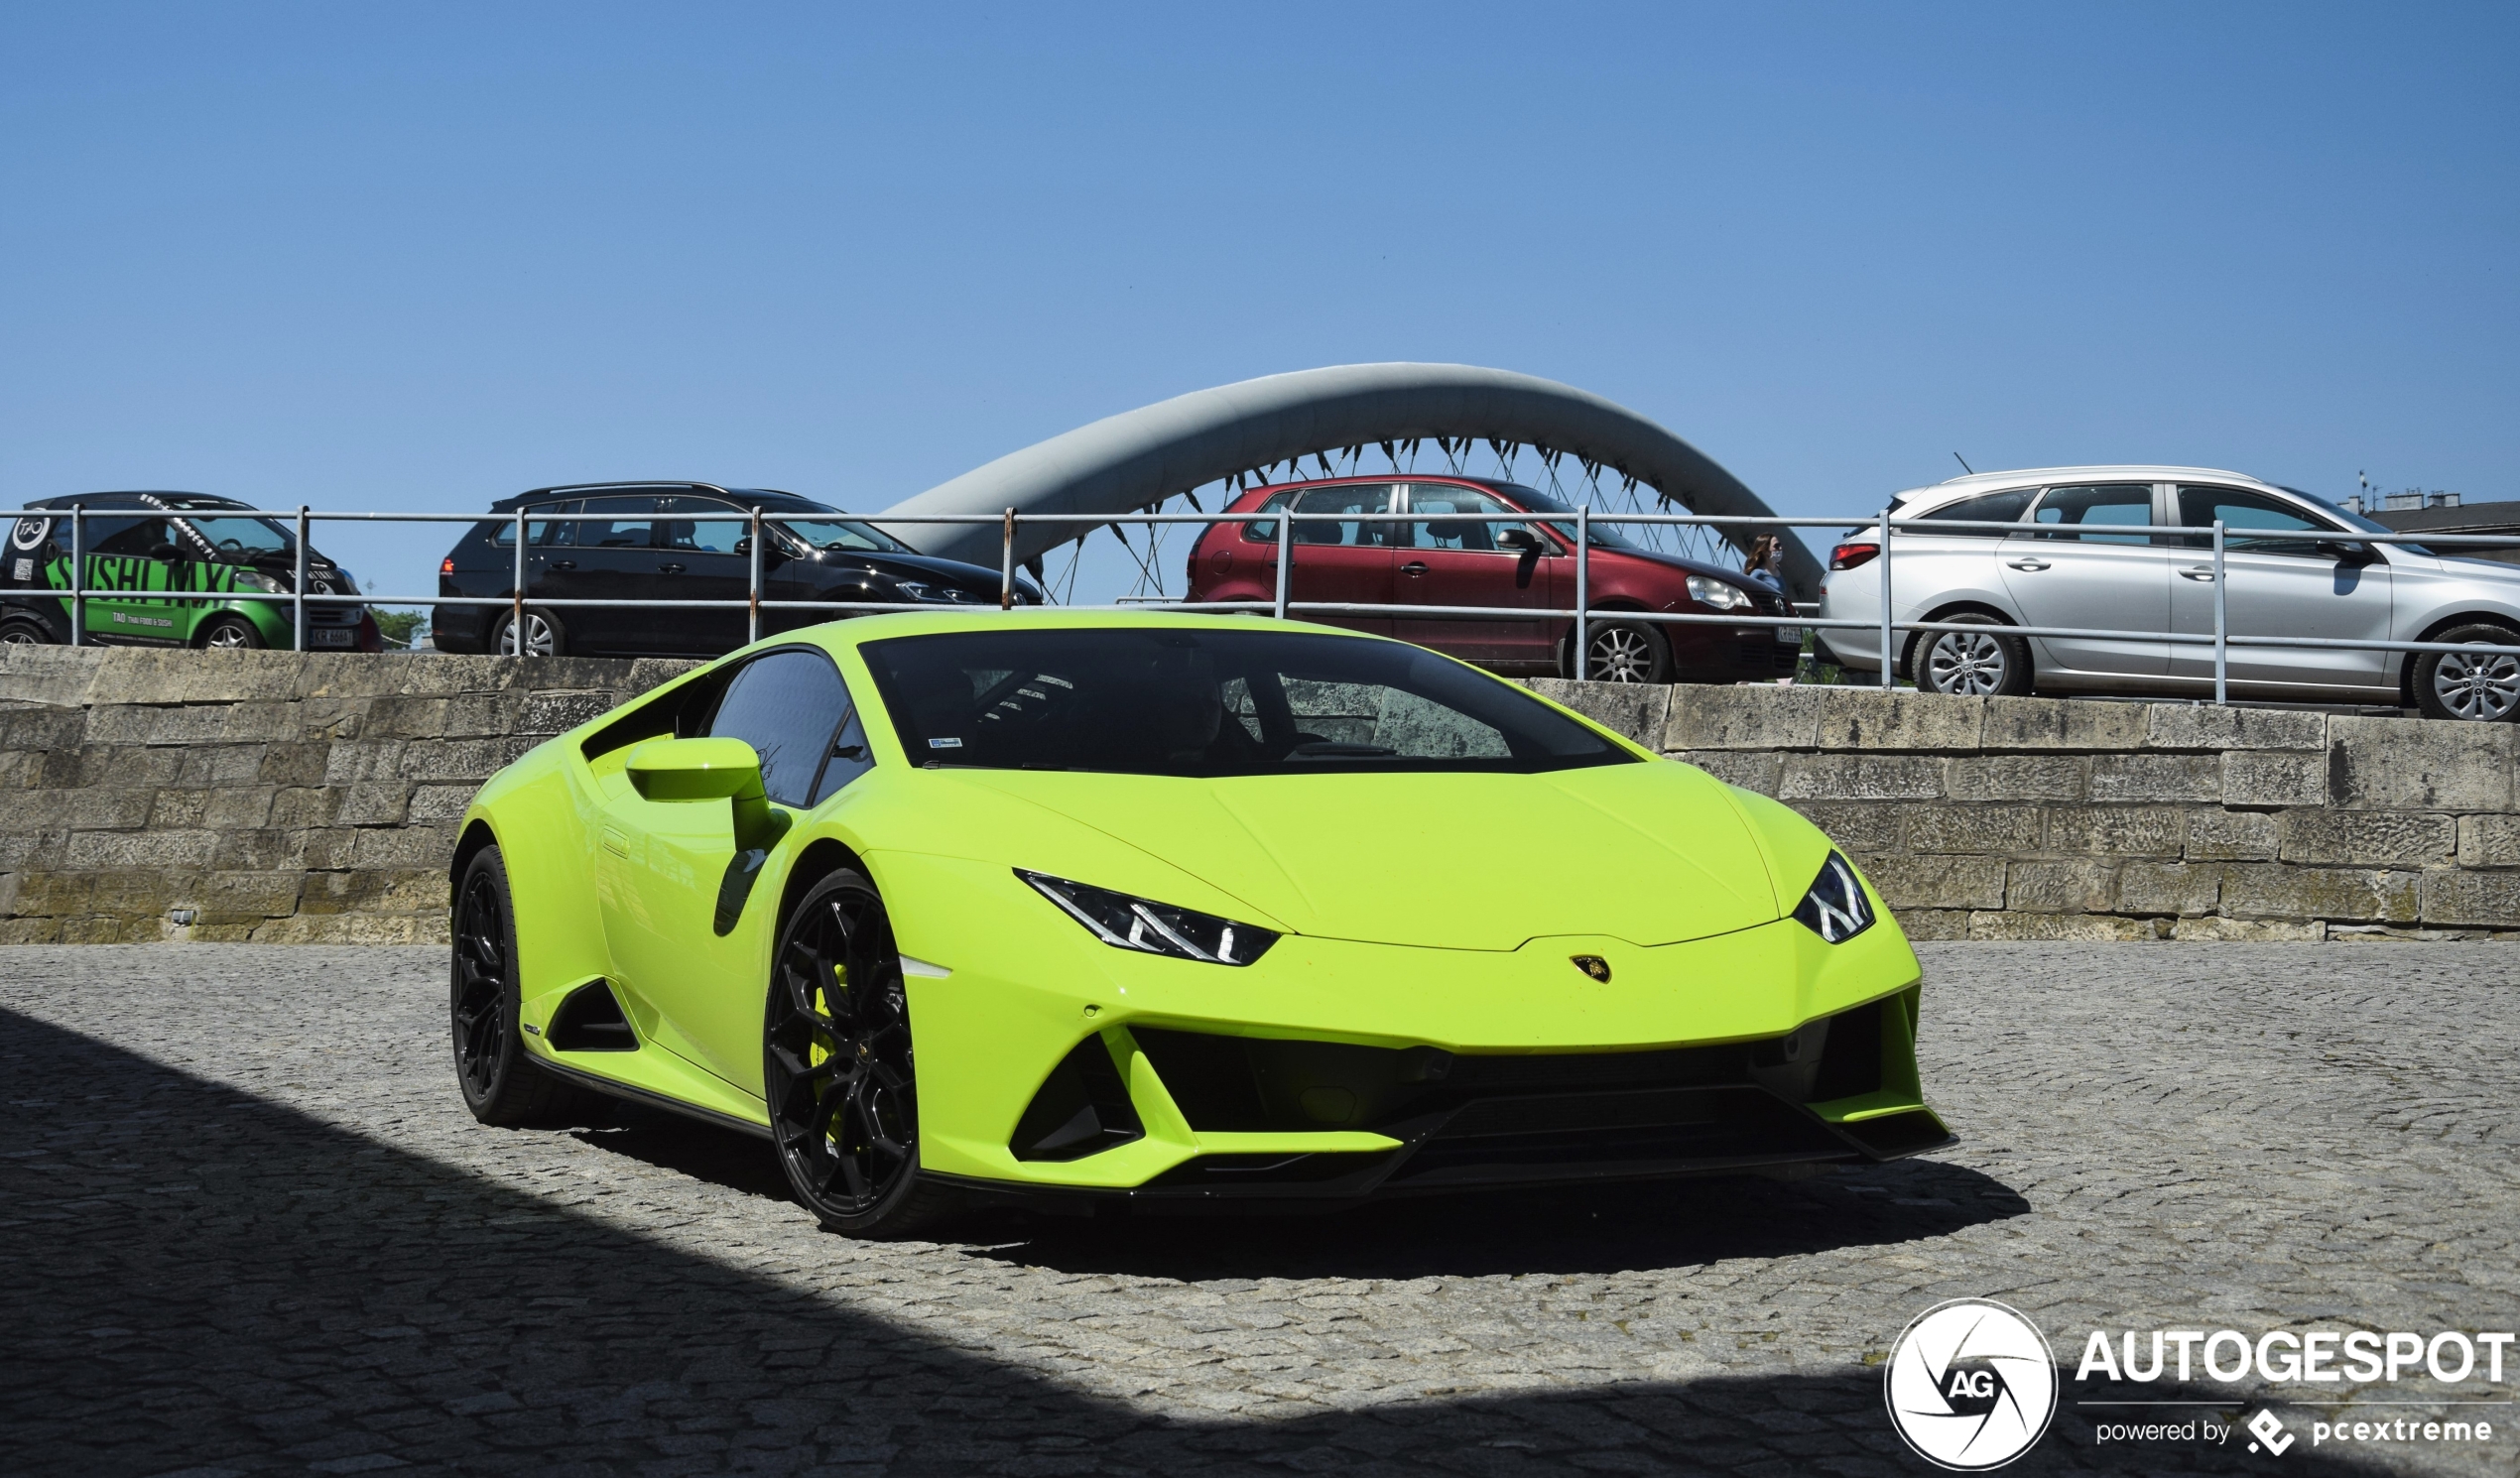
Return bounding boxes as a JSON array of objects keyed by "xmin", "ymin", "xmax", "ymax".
[{"xmin": 1743, "ymin": 534, "xmax": 1786, "ymax": 592}]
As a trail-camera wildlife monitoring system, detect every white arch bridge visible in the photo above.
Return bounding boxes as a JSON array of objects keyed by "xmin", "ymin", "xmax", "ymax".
[{"xmin": 871, "ymin": 363, "xmax": 1819, "ymax": 605}]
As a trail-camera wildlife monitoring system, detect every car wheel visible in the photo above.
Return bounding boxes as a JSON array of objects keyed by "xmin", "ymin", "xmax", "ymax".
[
  {"xmin": 199, "ymin": 615, "xmax": 263, "ymax": 650},
  {"xmin": 1910, "ymin": 613, "xmax": 2031, "ymax": 696},
  {"xmin": 451, "ymin": 844, "xmax": 611, "ymax": 1127},
  {"xmin": 2414, "ymin": 623, "xmax": 2520, "ymax": 722},
  {"xmin": 492, "ymin": 608, "xmax": 567, "ymax": 657},
  {"xmin": 764, "ymin": 869, "xmax": 957, "ymax": 1238},
  {"xmin": 1574, "ymin": 620, "xmax": 1674, "ymax": 684},
  {"xmin": 0, "ymin": 614, "xmax": 55, "ymax": 646}
]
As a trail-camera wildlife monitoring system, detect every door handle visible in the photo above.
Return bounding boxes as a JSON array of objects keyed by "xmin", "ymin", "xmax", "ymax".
[
  {"xmin": 547, "ymin": 559, "xmax": 576, "ymax": 572},
  {"xmin": 2005, "ymin": 558, "xmax": 2052, "ymax": 571},
  {"xmin": 657, "ymin": 562, "xmax": 686, "ymax": 574},
  {"xmin": 2181, "ymin": 565, "xmax": 2217, "ymax": 580},
  {"xmin": 1400, "ymin": 561, "xmax": 1427, "ymax": 576}
]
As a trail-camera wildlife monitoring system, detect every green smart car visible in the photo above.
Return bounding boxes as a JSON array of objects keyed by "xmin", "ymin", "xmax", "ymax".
[
  {"xmin": 1, "ymin": 492, "xmax": 381, "ymax": 651},
  {"xmin": 450, "ymin": 609, "xmax": 1950, "ymax": 1237}
]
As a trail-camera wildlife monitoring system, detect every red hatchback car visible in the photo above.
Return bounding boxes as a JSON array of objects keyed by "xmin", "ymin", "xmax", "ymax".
[{"xmin": 1186, "ymin": 475, "xmax": 1800, "ymax": 682}]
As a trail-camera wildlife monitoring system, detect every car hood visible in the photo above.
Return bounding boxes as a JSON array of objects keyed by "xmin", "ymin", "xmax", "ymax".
[
  {"xmin": 934, "ymin": 760, "xmax": 1781, "ymax": 950},
  {"xmin": 1601, "ymin": 546, "xmax": 1777, "ymax": 595},
  {"xmin": 800, "ymin": 549, "xmax": 1044, "ymax": 601}
]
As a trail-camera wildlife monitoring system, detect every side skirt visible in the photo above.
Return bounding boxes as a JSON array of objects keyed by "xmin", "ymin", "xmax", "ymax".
[{"xmin": 535, "ymin": 1056, "xmax": 774, "ymax": 1142}]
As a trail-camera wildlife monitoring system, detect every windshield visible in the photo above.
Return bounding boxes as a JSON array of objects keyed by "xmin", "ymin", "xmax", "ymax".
[
  {"xmin": 1494, "ymin": 484, "xmax": 1639, "ymax": 549},
  {"xmin": 776, "ymin": 517, "xmax": 908, "ymax": 554},
  {"xmin": 178, "ymin": 515, "xmax": 296, "ymax": 560},
  {"xmin": 2289, "ymin": 489, "xmax": 2434, "ymax": 557},
  {"xmin": 860, "ymin": 627, "xmax": 1630, "ymax": 777}
]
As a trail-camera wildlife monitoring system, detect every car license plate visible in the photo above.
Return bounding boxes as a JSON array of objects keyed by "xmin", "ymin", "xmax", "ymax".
[
  {"xmin": 311, "ymin": 628, "xmax": 354, "ymax": 648},
  {"xmin": 1775, "ymin": 626, "xmax": 1803, "ymax": 645}
]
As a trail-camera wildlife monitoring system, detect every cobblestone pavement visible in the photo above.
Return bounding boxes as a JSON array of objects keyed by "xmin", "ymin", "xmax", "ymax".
[{"xmin": 3, "ymin": 943, "xmax": 2516, "ymax": 1477}]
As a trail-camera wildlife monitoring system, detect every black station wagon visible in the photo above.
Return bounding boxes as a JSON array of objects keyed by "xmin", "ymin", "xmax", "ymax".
[{"xmin": 434, "ymin": 482, "xmax": 1041, "ymax": 658}]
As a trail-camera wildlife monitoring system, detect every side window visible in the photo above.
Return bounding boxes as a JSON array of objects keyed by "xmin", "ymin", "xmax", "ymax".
[
  {"xmin": 1291, "ymin": 484, "xmax": 1397, "ymax": 547},
  {"xmin": 576, "ymin": 495, "xmax": 659, "ymax": 550},
  {"xmin": 1921, "ymin": 488, "xmax": 2037, "ymax": 537},
  {"xmin": 811, "ymin": 706, "xmax": 872, "ymax": 805},
  {"xmin": 1401, "ymin": 485, "xmax": 1541, "ymax": 552},
  {"xmin": 2029, "ymin": 484, "xmax": 2158, "ymax": 546},
  {"xmin": 91, "ymin": 517, "xmax": 182, "ymax": 558},
  {"xmin": 2177, "ymin": 486, "xmax": 2334, "ymax": 556},
  {"xmin": 492, "ymin": 501, "xmax": 578, "ymax": 549},
  {"xmin": 658, "ymin": 496, "xmax": 746, "ymax": 555},
  {"xmin": 705, "ymin": 649, "xmax": 862, "ymax": 808},
  {"xmin": 1243, "ymin": 490, "xmax": 1297, "ymax": 544}
]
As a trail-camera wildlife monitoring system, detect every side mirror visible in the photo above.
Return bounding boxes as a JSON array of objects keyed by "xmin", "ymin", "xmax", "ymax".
[
  {"xmin": 627, "ymin": 736, "xmax": 786, "ymax": 852},
  {"xmin": 1498, "ymin": 528, "xmax": 1543, "ymax": 554},
  {"xmin": 627, "ymin": 737, "xmax": 764, "ymax": 801},
  {"xmin": 2319, "ymin": 540, "xmax": 2378, "ymax": 565},
  {"xmin": 146, "ymin": 543, "xmax": 182, "ymax": 561}
]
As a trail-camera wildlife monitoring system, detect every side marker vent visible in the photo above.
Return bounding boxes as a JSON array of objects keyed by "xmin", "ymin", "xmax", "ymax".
[{"xmin": 548, "ymin": 980, "xmax": 637, "ymax": 1052}]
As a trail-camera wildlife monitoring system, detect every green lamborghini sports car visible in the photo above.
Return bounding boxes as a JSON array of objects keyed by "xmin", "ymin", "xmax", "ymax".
[{"xmin": 449, "ymin": 609, "xmax": 1951, "ymax": 1237}]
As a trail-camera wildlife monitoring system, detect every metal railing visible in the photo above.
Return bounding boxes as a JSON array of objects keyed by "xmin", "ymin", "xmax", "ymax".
[{"xmin": 5, "ymin": 503, "xmax": 2517, "ymax": 705}]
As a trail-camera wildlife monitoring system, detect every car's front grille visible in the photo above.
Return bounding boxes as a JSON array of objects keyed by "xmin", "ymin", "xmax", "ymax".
[{"xmin": 1388, "ymin": 1084, "xmax": 1848, "ymax": 1186}]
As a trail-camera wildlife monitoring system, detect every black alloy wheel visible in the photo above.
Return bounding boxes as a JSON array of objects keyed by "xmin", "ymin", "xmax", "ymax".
[
  {"xmin": 1577, "ymin": 619, "xmax": 1674, "ymax": 684},
  {"xmin": 493, "ymin": 608, "xmax": 566, "ymax": 657},
  {"xmin": 1912, "ymin": 613, "xmax": 2032, "ymax": 697},
  {"xmin": 2414, "ymin": 623, "xmax": 2520, "ymax": 722},
  {"xmin": 0, "ymin": 615, "xmax": 53, "ymax": 646},
  {"xmin": 764, "ymin": 870, "xmax": 955, "ymax": 1237},
  {"xmin": 450, "ymin": 845, "xmax": 608, "ymax": 1127},
  {"xmin": 199, "ymin": 615, "xmax": 263, "ymax": 650}
]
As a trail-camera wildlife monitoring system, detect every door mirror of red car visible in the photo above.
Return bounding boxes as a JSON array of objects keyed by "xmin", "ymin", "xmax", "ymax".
[{"xmin": 1497, "ymin": 527, "xmax": 1544, "ymax": 554}]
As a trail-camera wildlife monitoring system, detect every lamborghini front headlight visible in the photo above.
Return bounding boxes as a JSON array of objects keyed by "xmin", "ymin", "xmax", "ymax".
[
  {"xmin": 1792, "ymin": 852, "xmax": 1874, "ymax": 943},
  {"xmin": 1018, "ymin": 870, "xmax": 1280, "ymax": 966}
]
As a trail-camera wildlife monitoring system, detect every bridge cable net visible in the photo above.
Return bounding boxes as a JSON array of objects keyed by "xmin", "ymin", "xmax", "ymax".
[{"xmin": 1040, "ymin": 438, "xmax": 1730, "ymax": 606}]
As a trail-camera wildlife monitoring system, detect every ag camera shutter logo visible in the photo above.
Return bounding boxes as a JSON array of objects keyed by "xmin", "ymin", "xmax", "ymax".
[{"xmin": 1885, "ymin": 1298, "xmax": 2060, "ymax": 1469}]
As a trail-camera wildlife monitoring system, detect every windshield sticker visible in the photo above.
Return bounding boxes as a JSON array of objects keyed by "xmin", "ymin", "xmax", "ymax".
[{"xmin": 928, "ymin": 737, "xmax": 963, "ymax": 749}]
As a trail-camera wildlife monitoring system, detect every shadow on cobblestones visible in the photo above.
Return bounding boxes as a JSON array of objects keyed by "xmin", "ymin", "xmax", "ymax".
[{"xmin": 0, "ymin": 1005, "xmax": 2417, "ymax": 1477}]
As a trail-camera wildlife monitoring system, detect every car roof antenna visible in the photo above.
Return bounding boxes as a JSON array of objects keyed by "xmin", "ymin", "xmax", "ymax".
[{"xmin": 1953, "ymin": 452, "xmax": 1975, "ymax": 475}]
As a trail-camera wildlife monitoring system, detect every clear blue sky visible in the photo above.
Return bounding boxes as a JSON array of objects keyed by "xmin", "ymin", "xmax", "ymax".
[{"xmin": 3, "ymin": 3, "xmax": 2513, "ymax": 606}]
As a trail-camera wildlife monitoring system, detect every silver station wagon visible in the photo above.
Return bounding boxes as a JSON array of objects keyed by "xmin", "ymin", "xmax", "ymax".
[{"xmin": 1817, "ymin": 465, "xmax": 2520, "ymax": 721}]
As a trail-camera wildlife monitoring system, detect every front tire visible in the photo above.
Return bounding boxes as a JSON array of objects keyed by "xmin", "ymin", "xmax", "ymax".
[
  {"xmin": 764, "ymin": 870, "xmax": 957, "ymax": 1238},
  {"xmin": 1569, "ymin": 619, "xmax": 1675, "ymax": 684},
  {"xmin": 450, "ymin": 845, "xmax": 609, "ymax": 1127},
  {"xmin": 1909, "ymin": 612, "xmax": 2032, "ymax": 696},
  {"xmin": 2414, "ymin": 623, "xmax": 2520, "ymax": 722},
  {"xmin": 199, "ymin": 615, "xmax": 264, "ymax": 650}
]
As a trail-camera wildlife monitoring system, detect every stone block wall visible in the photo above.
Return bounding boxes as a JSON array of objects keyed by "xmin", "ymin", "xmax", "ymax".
[
  {"xmin": 4, "ymin": 648, "xmax": 2514, "ymax": 945},
  {"xmin": 0, "ymin": 647, "xmax": 693, "ymax": 943},
  {"xmin": 1530, "ymin": 679, "xmax": 2520, "ymax": 941}
]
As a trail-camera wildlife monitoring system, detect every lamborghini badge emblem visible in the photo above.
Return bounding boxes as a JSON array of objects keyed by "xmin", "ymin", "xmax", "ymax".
[{"xmin": 1571, "ymin": 955, "xmax": 1611, "ymax": 983}]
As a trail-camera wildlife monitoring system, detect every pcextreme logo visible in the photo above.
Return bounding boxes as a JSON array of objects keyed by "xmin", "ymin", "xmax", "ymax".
[{"xmin": 1884, "ymin": 1299, "xmax": 2060, "ymax": 1470}]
